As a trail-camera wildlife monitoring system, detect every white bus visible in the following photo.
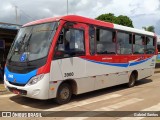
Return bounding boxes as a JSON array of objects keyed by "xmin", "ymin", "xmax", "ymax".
[{"xmin": 4, "ymin": 15, "xmax": 157, "ymax": 104}]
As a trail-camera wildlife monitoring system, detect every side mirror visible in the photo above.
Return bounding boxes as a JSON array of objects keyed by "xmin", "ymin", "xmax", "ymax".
[
  {"xmin": 58, "ymin": 38, "xmax": 63, "ymax": 44},
  {"xmin": 65, "ymin": 31, "xmax": 71, "ymax": 42},
  {"xmin": 58, "ymin": 32, "xmax": 64, "ymax": 44},
  {"xmin": 64, "ymin": 22, "xmax": 75, "ymax": 29}
]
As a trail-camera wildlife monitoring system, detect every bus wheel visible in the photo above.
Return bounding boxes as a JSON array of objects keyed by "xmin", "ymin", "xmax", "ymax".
[
  {"xmin": 55, "ymin": 83, "xmax": 72, "ymax": 105},
  {"xmin": 128, "ymin": 74, "xmax": 136, "ymax": 88}
]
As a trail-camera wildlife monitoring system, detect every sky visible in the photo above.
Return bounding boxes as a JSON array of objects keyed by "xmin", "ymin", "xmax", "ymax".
[{"xmin": 0, "ymin": 0, "xmax": 160, "ymax": 34}]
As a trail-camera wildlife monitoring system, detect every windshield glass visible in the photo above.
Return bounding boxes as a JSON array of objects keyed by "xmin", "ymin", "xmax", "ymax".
[{"xmin": 7, "ymin": 22, "xmax": 57, "ymax": 62}]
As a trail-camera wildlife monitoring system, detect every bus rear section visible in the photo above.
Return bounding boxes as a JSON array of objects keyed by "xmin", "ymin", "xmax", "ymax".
[{"xmin": 4, "ymin": 15, "xmax": 157, "ymax": 104}]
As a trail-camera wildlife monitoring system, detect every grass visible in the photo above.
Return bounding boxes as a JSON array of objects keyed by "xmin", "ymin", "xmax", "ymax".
[
  {"xmin": 0, "ymin": 81, "xmax": 11, "ymax": 95},
  {"xmin": 0, "ymin": 81, "xmax": 5, "ymax": 91},
  {"xmin": 156, "ymin": 60, "xmax": 160, "ymax": 63}
]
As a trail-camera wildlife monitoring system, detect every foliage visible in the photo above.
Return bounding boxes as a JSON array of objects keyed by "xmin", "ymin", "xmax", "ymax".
[
  {"xmin": 142, "ymin": 26, "xmax": 155, "ymax": 32},
  {"xmin": 96, "ymin": 13, "xmax": 134, "ymax": 28}
]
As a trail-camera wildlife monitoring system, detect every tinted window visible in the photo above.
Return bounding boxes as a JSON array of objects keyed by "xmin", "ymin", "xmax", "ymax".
[
  {"xmin": 117, "ymin": 32, "xmax": 132, "ymax": 54},
  {"xmin": 54, "ymin": 28, "xmax": 85, "ymax": 59},
  {"xmin": 69, "ymin": 29, "xmax": 85, "ymax": 51},
  {"xmin": 7, "ymin": 22, "xmax": 56, "ymax": 62},
  {"xmin": 96, "ymin": 28, "xmax": 116, "ymax": 54},
  {"xmin": 146, "ymin": 37, "xmax": 155, "ymax": 54},
  {"xmin": 89, "ymin": 26, "xmax": 95, "ymax": 55},
  {"xmin": 133, "ymin": 35, "xmax": 145, "ymax": 54}
]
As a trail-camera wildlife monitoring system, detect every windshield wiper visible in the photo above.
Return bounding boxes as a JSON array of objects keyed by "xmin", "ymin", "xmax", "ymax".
[
  {"xmin": 25, "ymin": 34, "xmax": 32, "ymax": 64},
  {"xmin": 8, "ymin": 34, "xmax": 27, "ymax": 63}
]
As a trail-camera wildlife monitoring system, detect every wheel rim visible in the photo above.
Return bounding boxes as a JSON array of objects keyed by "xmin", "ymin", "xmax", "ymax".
[
  {"xmin": 60, "ymin": 87, "xmax": 70, "ymax": 100},
  {"xmin": 130, "ymin": 76, "xmax": 135, "ymax": 86},
  {"xmin": 130, "ymin": 80, "xmax": 134, "ymax": 86}
]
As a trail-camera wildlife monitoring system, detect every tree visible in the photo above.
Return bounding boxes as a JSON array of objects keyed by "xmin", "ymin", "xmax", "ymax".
[
  {"xmin": 96, "ymin": 13, "xmax": 116, "ymax": 23},
  {"xmin": 115, "ymin": 15, "xmax": 134, "ymax": 28},
  {"xmin": 142, "ymin": 26, "xmax": 155, "ymax": 32},
  {"xmin": 96, "ymin": 13, "xmax": 134, "ymax": 28}
]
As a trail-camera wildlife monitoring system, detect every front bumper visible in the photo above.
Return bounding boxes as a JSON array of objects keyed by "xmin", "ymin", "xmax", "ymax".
[{"xmin": 4, "ymin": 73, "xmax": 50, "ymax": 100}]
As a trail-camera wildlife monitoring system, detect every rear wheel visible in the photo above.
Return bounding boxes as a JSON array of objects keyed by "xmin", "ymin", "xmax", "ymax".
[
  {"xmin": 55, "ymin": 83, "xmax": 72, "ymax": 105},
  {"xmin": 128, "ymin": 74, "xmax": 136, "ymax": 88}
]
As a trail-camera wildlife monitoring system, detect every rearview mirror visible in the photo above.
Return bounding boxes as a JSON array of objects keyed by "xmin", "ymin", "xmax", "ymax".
[
  {"xmin": 58, "ymin": 38, "xmax": 63, "ymax": 44},
  {"xmin": 65, "ymin": 31, "xmax": 71, "ymax": 42},
  {"xmin": 58, "ymin": 32, "xmax": 64, "ymax": 44},
  {"xmin": 64, "ymin": 22, "xmax": 76, "ymax": 29}
]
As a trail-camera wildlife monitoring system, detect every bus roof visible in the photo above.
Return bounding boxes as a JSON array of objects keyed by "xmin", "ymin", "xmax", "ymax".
[{"xmin": 23, "ymin": 15, "xmax": 155, "ymax": 37}]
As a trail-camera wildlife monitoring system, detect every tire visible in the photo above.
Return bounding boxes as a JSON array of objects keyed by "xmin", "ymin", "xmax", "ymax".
[
  {"xmin": 55, "ymin": 83, "xmax": 72, "ymax": 105},
  {"xmin": 128, "ymin": 74, "xmax": 136, "ymax": 88}
]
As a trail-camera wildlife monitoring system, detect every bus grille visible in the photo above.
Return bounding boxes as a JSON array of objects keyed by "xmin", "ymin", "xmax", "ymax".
[{"xmin": 9, "ymin": 81, "xmax": 26, "ymax": 87}]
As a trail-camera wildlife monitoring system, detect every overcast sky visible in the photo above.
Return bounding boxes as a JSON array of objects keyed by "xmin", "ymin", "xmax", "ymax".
[{"xmin": 0, "ymin": 0, "xmax": 160, "ymax": 34}]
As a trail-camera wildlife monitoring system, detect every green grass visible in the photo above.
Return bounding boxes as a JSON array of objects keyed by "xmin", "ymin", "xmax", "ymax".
[
  {"xmin": 0, "ymin": 81, "xmax": 11, "ymax": 95},
  {"xmin": 0, "ymin": 82, "xmax": 5, "ymax": 91},
  {"xmin": 156, "ymin": 60, "xmax": 160, "ymax": 63}
]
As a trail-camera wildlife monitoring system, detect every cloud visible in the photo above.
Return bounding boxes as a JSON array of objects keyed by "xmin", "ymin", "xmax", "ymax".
[
  {"xmin": 0, "ymin": 0, "xmax": 160, "ymax": 34},
  {"xmin": 155, "ymin": 20, "xmax": 160, "ymax": 34}
]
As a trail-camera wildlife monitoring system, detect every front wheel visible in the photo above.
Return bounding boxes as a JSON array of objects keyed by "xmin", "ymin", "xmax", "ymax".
[
  {"xmin": 55, "ymin": 83, "xmax": 72, "ymax": 105},
  {"xmin": 128, "ymin": 74, "xmax": 136, "ymax": 88}
]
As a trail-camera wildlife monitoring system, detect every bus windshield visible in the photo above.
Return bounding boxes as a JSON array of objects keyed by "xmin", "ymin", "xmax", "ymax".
[{"xmin": 7, "ymin": 22, "xmax": 57, "ymax": 62}]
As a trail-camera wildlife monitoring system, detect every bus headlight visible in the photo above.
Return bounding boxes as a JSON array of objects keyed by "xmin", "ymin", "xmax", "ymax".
[{"xmin": 27, "ymin": 74, "xmax": 44, "ymax": 86}]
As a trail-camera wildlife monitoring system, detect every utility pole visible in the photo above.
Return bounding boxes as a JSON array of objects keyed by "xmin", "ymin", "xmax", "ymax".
[
  {"xmin": 67, "ymin": 0, "xmax": 68, "ymax": 15},
  {"xmin": 15, "ymin": 5, "xmax": 18, "ymax": 24}
]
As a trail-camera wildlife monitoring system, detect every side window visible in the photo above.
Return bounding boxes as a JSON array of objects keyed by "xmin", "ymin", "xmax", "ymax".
[
  {"xmin": 146, "ymin": 37, "xmax": 155, "ymax": 54},
  {"xmin": 117, "ymin": 32, "xmax": 132, "ymax": 54},
  {"xmin": 89, "ymin": 26, "xmax": 95, "ymax": 55},
  {"xmin": 56, "ymin": 28, "xmax": 65, "ymax": 51},
  {"xmin": 69, "ymin": 29, "xmax": 85, "ymax": 52},
  {"xmin": 133, "ymin": 35, "xmax": 145, "ymax": 54},
  {"xmin": 96, "ymin": 28, "xmax": 116, "ymax": 54},
  {"xmin": 54, "ymin": 28, "xmax": 85, "ymax": 59}
]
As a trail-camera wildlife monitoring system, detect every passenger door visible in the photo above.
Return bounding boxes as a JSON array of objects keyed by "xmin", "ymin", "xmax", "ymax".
[
  {"xmin": 51, "ymin": 22, "xmax": 86, "ymax": 79},
  {"xmin": 50, "ymin": 22, "xmax": 94, "ymax": 93}
]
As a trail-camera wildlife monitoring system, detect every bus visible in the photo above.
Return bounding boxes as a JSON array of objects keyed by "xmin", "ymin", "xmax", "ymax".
[{"xmin": 4, "ymin": 15, "xmax": 157, "ymax": 104}]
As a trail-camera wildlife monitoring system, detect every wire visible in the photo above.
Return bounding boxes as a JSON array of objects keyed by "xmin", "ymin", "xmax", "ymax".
[
  {"xmin": 10, "ymin": 2, "xmax": 36, "ymax": 23},
  {"xmin": 18, "ymin": 8, "xmax": 36, "ymax": 21}
]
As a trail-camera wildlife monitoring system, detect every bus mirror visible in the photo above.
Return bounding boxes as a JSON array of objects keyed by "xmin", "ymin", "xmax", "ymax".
[
  {"xmin": 58, "ymin": 39, "xmax": 63, "ymax": 44},
  {"xmin": 58, "ymin": 33, "xmax": 64, "ymax": 44},
  {"xmin": 65, "ymin": 31, "xmax": 71, "ymax": 42},
  {"xmin": 64, "ymin": 22, "xmax": 76, "ymax": 29}
]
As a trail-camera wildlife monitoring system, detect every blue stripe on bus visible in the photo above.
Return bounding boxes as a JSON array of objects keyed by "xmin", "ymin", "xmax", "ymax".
[
  {"xmin": 129, "ymin": 58, "xmax": 150, "ymax": 66},
  {"xmin": 86, "ymin": 59, "xmax": 128, "ymax": 67},
  {"xmin": 5, "ymin": 67, "xmax": 37, "ymax": 84},
  {"xmin": 84, "ymin": 57, "xmax": 151, "ymax": 67}
]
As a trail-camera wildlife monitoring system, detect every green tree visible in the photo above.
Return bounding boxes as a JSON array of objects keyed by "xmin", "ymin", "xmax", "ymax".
[
  {"xmin": 96, "ymin": 13, "xmax": 134, "ymax": 28},
  {"xmin": 96, "ymin": 13, "xmax": 116, "ymax": 23},
  {"xmin": 142, "ymin": 26, "xmax": 155, "ymax": 32},
  {"xmin": 115, "ymin": 15, "xmax": 133, "ymax": 27}
]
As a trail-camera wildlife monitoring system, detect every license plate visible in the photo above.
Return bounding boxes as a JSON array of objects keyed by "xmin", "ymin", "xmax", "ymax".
[{"xmin": 13, "ymin": 90, "xmax": 20, "ymax": 95}]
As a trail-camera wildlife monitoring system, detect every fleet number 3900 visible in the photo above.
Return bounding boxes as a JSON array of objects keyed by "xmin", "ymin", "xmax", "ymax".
[{"xmin": 64, "ymin": 72, "xmax": 74, "ymax": 77}]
